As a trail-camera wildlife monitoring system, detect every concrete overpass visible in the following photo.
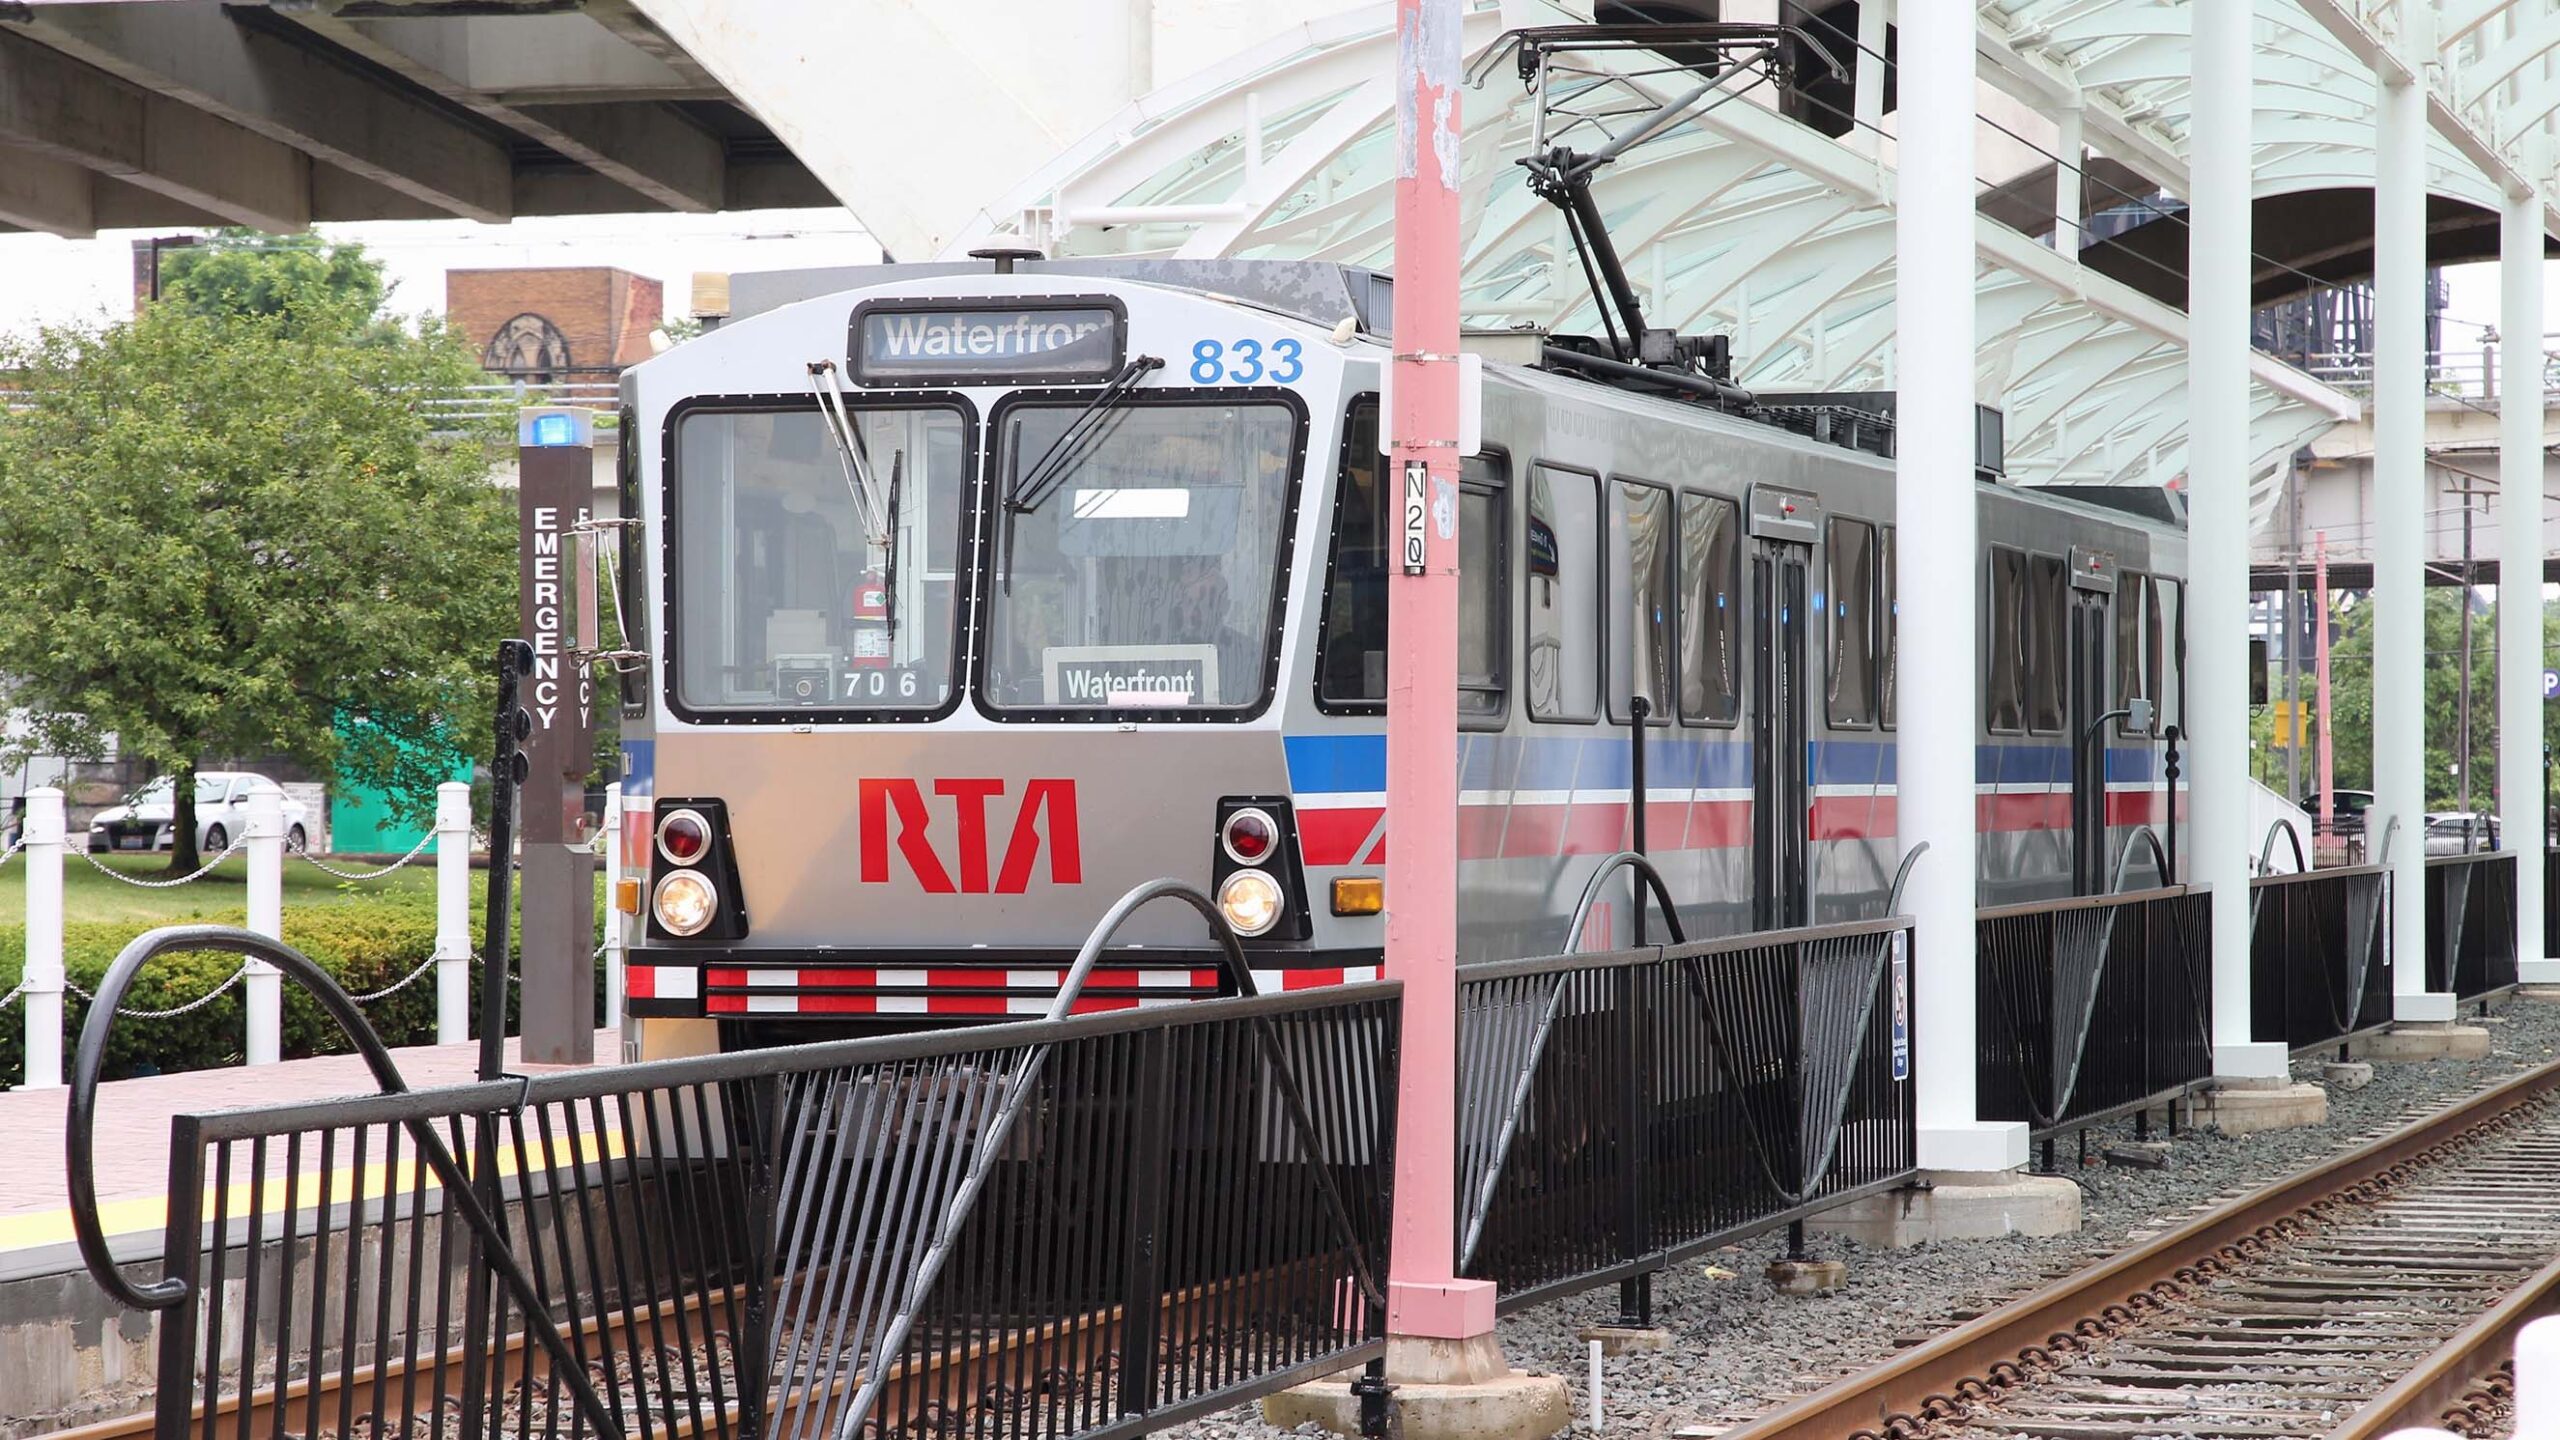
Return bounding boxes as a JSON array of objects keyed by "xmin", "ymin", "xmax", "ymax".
[{"xmin": 0, "ymin": 0, "xmax": 1344, "ymax": 246}]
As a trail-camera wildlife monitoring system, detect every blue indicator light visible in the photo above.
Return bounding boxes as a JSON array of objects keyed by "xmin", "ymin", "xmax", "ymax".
[{"xmin": 529, "ymin": 413, "xmax": 577, "ymax": 447}]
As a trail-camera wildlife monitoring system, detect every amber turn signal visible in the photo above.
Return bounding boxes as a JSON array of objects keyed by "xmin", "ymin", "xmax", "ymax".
[
  {"xmin": 1331, "ymin": 876, "xmax": 1383, "ymax": 916},
  {"xmin": 614, "ymin": 877, "xmax": 643, "ymax": 915}
]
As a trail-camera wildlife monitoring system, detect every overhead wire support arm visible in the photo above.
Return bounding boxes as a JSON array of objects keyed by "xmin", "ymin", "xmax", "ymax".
[{"xmin": 1488, "ymin": 22, "xmax": 1842, "ymax": 381}]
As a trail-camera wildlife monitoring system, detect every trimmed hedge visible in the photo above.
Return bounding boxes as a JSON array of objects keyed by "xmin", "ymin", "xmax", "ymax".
[{"xmin": 0, "ymin": 897, "xmax": 606, "ymax": 1088}]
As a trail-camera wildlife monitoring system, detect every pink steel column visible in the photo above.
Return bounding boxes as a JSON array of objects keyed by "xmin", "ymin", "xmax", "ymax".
[
  {"xmin": 2315, "ymin": 534, "xmax": 2334, "ymax": 838},
  {"xmin": 1382, "ymin": 0, "xmax": 1493, "ymax": 1344}
]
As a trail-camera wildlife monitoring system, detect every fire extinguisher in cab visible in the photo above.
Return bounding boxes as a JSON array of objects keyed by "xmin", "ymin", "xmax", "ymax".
[{"xmin": 850, "ymin": 569, "xmax": 892, "ymax": 670}]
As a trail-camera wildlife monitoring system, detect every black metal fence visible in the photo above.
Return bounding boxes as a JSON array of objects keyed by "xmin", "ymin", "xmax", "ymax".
[
  {"xmin": 1454, "ymin": 915, "xmax": 1917, "ymax": 1311},
  {"xmin": 72, "ymin": 926, "xmax": 1399, "ymax": 1440},
  {"xmin": 2425, "ymin": 852, "xmax": 2519, "ymax": 1001},
  {"xmin": 1975, "ymin": 887, "xmax": 2212, "ymax": 1139},
  {"xmin": 2248, "ymin": 864, "xmax": 2392, "ymax": 1052},
  {"xmin": 2546, "ymin": 849, "xmax": 2560, "ymax": 959}
]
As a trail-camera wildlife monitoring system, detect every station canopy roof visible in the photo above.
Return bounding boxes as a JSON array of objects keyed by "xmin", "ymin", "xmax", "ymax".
[{"xmin": 930, "ymin": 0, "xmax": 2560, "ymax": 522}]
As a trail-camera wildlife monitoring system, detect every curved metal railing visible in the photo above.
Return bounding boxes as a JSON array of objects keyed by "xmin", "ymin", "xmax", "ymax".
[
  {"xmin": 2114, "ymin": 825, "xmax": 2173, "ymax": 893},
  {"xmin": 1887, "ymin": 840, "xmax": 1931, "ymax": 917},
  {"xmin": 842, "ymin": 879, "xmax": 1382, "ymax": 1431},
  {"xmin": 65, "ymin": 925, "xmax": 624, "ymax": 1437},
  {"xmin": 2258, "ymin": 817, "xmax": 2308, "ymax": 877},
  {"xmin": 1052, "ymin": 875, "xmax": 1256, "ymax": 1012},
  {"xmin": 1564, "ymin": 850, "xmax": 1692, "ymax": 951}
]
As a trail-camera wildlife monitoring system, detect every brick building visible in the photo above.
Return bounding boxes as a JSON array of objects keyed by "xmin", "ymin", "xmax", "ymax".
[{"xmin": 446, "ymin": 267, "xmax": 665, "ymax": 382}]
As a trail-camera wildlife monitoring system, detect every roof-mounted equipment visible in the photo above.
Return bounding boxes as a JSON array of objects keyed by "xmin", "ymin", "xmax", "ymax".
[{"xmin": 1478, "ymin": 24, "xmax": 1848, "ymax": 410}]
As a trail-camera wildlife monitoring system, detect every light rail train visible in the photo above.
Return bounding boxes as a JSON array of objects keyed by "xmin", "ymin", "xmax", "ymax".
[{"xmin": 610, "ymin": 256, "xmax": 2189, "ymax": 1060}]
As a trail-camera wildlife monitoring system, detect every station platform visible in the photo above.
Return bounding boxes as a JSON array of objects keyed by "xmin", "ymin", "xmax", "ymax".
[{"xmin": 0, "ymin": 1029, "xmax": 618, "ymax": 1281}]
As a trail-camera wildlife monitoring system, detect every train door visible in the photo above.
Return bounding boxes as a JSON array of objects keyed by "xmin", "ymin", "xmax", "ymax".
[
  {"xmin": 2066, "ymin": 548, "xmax": 2119, "ymax": 894},
  {"xmin": 1747, "ymin": 487, "xmax": 1821, "ymax": 930}
]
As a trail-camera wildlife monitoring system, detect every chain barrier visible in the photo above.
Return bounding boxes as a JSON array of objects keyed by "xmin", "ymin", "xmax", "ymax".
[
  {"xmin": 0, "ymin": 834, "xmax": 25, "ymax": 870},
  {"xmin": 0, "ymin": 979, "xmax": 24, "ymax": 1011},
  {"xmin": 287, "ymin": 829, "xmax": 436, "ymax": 881},
  {"xmin": 79, "ymin": 835, "xmax": 246, "ymax": 888},
  {"xmin": 65, "ymin": 964, "xmax": 250, "ymax": 1020},
  {"xmin": 343, "ymin": 951, "xmax": 443, "ymax": 1004}
]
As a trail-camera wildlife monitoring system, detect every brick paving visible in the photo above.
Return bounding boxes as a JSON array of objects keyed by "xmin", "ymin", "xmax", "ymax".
[{"xmin": 0, "ymin": 1030, "xmax": 617, "ymax": 1250}]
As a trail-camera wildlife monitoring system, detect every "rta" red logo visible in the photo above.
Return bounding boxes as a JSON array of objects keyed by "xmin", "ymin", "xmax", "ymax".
[{"xmin": 858, "ymin": 778, "xmax": 1082, "ymax": 894}]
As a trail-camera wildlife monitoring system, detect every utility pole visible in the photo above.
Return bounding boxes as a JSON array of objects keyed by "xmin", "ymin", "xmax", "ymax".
[{"xmin": 2451, "ymin": 479, "xmax": 2497, "ymax": 848}]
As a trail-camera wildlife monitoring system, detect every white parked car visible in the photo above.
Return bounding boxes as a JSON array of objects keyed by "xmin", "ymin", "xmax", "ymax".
[
  {"xmin": 88, "ymin": 772, "xmax": 310, "ymax": 855},
  {"xmin": 2423, "ymin": 812, "xmax": 2499, "ymax": 856}
]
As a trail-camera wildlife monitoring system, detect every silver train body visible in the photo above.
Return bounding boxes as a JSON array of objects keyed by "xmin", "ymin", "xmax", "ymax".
[{"xmin": 612, "ymin": 261, "xmax": 2188, "ymax": 1059}]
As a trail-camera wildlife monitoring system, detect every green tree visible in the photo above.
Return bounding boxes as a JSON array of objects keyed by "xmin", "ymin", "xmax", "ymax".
[
  {"xmin": 2314, "ymin": 589, "xmax": 2505, "ymax": 812},
  {"xmin": 0, "ymin": 260, "xmax": 513, "ymax": 872},
  {"xmin": 156, "ymin": 229, "xmax": 388, "ymax": 337}
]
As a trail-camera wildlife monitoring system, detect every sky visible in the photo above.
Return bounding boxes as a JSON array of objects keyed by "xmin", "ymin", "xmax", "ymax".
[{"xmin": 0, "ymin": 208, "xmax": 886, "ymax": 335}]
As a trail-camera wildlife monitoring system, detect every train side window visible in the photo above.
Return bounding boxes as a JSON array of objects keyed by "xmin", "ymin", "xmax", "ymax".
[
  {"xmin": 1986, "ymin": 546, "xmax": 2027, "ymax": 733},
  {"xmin": 1825, "ymin": 517, "xmax": 1877, "ymax": 727},
  {"xmin": 1459, "ymin": 457, "xmax": 1509, "ymax": 725},
  {"xmin": 2145, "ymin": 574, "xmax": 2168, "ymax": 736},
  {"xmin": 2114, "ymin": 571, "xmax": 2150, "ymax": 736},
  {"xmin": 1316, "ymin": 398, "xmax": 1387, "ymax": 709},
  {"xmin": 1878, "ymin": 525, "xmax": 1897, "ymax": 730},
  {"xmin": 1608, "ymin": 478, "xmax": 1676, "ymax": 724},
  {"xmin": 1527, "ymin": 464, "xmax": 1601, "ymax": 722},
  {"xmin": 616, "ymin": 402, "xmax": 647, "ymax": 719},
  {"xmin": 2026, "ymin": 552, "xmax": 2067, "ymax": 733},
  {"xmin": 1677, "ymin": 491, "xmax": 1742, "ymax": 726}
]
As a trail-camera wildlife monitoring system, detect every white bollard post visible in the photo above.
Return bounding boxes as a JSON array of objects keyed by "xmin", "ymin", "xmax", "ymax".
[
  {"xmin": 243, "ymin": 784, "xmax": 284, "ymax": 1066},
  {"xmin": 434, "ymin": 781, "xmax": 472, "ymax": 1045},
  {"xmin": 602, "ymin": 782, "xmax": 624, "ymax": 1028},
  {"xmin": 21, "ymin": 788, "xmax": 65, "ymax": 1089}
]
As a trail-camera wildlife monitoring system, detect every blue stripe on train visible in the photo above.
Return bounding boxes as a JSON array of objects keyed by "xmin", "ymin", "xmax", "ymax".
[{"xmin": 1283, "ymin": 731, "xmax": 2165, "ymax": 796}]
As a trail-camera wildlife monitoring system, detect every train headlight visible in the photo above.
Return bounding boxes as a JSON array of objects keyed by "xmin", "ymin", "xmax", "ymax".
[
  {"xmin": 652, "ymin": 870, "xmax": 719, "ymax": 937},
  {"xmin": 1216, "ymin": 869, "xmax": 1285, "ymax": 938},
  {"xmin": 657, "ymin": 808, "xmax": 711, "ymax": 866},
  {"xmin": 1221, "ymin": 806, "xmax": 1279, "ymax": 865}
]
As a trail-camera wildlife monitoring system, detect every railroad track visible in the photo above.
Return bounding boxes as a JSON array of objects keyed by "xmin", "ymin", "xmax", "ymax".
[{"xmin": 1725, "ymin": 1056, "xmax": 2560, "ymax": 1440}]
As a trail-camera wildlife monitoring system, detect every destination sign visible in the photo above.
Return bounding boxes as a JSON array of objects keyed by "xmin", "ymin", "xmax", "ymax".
[
  {"xmin": 852, "ymin": 304, "xmax": 1121, "ymax": 383},
  {"xmin": 1042, "ymin": 645, "xmax": 1220, "ymax": 708}
]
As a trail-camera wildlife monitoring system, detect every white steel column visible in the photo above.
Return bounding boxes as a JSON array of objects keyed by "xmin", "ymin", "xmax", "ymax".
[
  {"xmin": 2188, "ymin": 0, "xmax": 2287, "ymax": 1079},
  {"xmin": 2053, "ymin": 104, "xmax": 2084, "ymax": 254},
  {"xmin": 1900, "ymin": 0, "xmax": 2024, "ymax": 1174},
  {"xmin": 2375, "ymin": 24, "xmax": 2453, "ymax": 1022},
  {"xmin": 434, "ymin": 780, "xmax": 472, "ymax": 1044},
  {"xmin": 20, "ymin": 788, "xmax": 64, "ymax": 1090},
  {"xmin": 2501, "ymin": 141, "xmax": 2553, "ymax": 983},
  {"xmin": 243, "ymin": 782, "xmax": 284, "ymax": 1065}
]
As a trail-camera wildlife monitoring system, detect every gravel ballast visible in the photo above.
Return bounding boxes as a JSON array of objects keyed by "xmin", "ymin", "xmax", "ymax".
[{"xmin": 1171, "ymin": 997, "xmax": 2560, "ymax": 1440}]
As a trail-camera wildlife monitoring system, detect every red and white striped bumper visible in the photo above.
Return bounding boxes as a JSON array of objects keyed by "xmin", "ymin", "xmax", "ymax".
[{"xmin": 624, "ymin": 958, "xmax": 1381, "ymax": 1020}]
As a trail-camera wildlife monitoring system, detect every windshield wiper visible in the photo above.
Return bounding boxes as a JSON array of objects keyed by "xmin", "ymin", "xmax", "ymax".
[
  {"xmin": 998, "ymin": 354, "xmax": 1162, "ymax": 590},
  {"xmin": 878, "ymin": 449, "xmax": 904, "ymax": 645},
  {"xmin": 806, "ymin": 359, "xmax": 892, "ymax": 547}
]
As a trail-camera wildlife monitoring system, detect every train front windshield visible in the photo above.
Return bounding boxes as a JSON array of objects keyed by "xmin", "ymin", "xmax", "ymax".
[
  {"xmin": 984, "ymin": 399, "xmax": 1297, "ymax": 711},
  {"xmin": 672, "ymin": 404, "xmax": 968, "ymax": 712}
]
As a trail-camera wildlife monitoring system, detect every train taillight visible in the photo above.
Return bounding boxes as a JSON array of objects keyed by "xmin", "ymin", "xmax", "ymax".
[
  {"xmin": 657, "ymin": 808, "xmax": 711, "ymax": 865},
  {"xmin": 1210, "ymin": 796, "xmax": 1309, "ymax": 943},
  {"xmin": 1221, "ymin": 807, "xmax": 1279, "ymax": 865},
  {"xmin": 646, "ymin": 797, "xmax": 749, "ymax": 942}
]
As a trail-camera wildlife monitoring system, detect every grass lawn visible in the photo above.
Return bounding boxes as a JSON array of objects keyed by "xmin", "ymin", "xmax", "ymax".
[{"xmin": 0, "ymin": 849, "xmax": 442, "ymax": 927}]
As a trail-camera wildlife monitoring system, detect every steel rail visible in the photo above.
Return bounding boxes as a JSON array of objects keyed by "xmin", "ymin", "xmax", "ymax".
[
  {"xmin": 1716, "ymin": 1051, "xmax": 2560, "ymax": 1440},
  {"xmin": 2329, "ymin": 1249, "xmax": 2560, "ymax": 1440}
]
